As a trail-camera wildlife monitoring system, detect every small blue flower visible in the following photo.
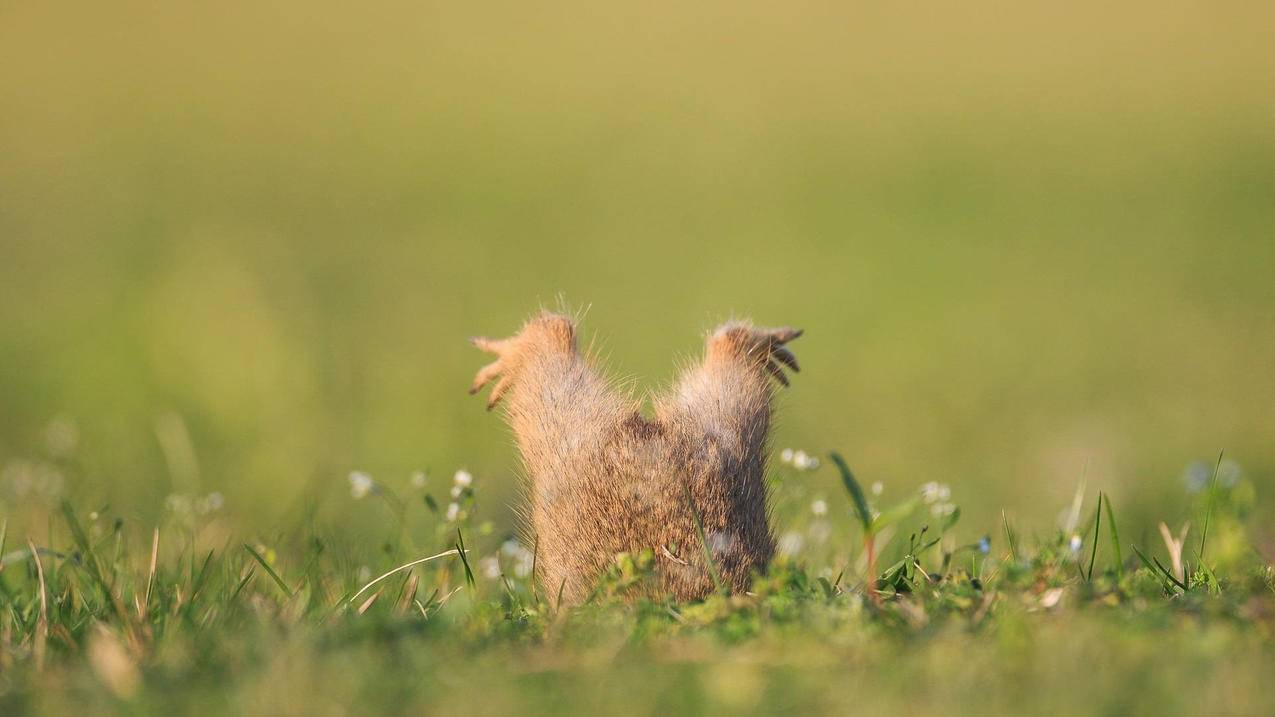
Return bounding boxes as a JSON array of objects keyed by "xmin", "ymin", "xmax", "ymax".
[{"xmin": 977, "ymin": 536, "xmax": 991, "ymax": 554}]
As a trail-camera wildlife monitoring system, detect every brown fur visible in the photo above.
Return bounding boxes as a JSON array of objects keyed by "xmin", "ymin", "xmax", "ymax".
[{"xmin": 469, "ymin": 311, "xmax": 801, "ymax": 603}]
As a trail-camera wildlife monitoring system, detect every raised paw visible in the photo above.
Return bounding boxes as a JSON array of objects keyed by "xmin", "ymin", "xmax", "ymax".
[
  {"xmin": 469, "ymin": 312, "xmax": 578, "ymax": 409},
  {"xmin": 468, "ymin": 336, "xmax": 516, "ymax": 410},
  {"xmin": 708, "ymin": 323, "xmax": 803, "ymax": 387}
]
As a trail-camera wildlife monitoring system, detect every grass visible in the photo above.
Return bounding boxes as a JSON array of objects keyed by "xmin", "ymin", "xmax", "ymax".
[
  {"xmin": 0, "ymin": 452, "xmax": 1270, "ymax": 716},
  {"xmin": 1, "ymin": 1, "xmax": 1274, "ymax": 713}
]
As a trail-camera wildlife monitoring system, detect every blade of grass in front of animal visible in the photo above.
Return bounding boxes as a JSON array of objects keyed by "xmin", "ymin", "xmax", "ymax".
[
  {"xmin": 1199, "ymin": 449, "xmax": 1223, "ymax": 563},
  {"xmin": 243, "ymin": 544, "xmax": 294, "ymax": 598},
  {"xmin": 530, "ymin": 535, "xmax": 544, "ymax": 610},
  {"xmin": 682, "ymin": 481, "xmax": 726, "ymax": 595},
  {"xmin": 1103, "ymin": 494, "xmax": 1123, "ymax": 578}
]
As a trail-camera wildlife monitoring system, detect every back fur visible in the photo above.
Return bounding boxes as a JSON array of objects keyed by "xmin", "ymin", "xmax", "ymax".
[{"xmin": 470, "ymin": 311, "xmax": 801, "ymax": 603}]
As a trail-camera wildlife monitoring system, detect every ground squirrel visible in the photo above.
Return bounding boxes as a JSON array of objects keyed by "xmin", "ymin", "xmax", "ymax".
[{"xmin": 469, "ymin": 311, "xmax": 801, "ymax": 603}]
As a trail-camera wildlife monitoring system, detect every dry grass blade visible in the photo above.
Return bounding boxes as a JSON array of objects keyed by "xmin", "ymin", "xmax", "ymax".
[
  {"xmin": 348, "ymin": 549, "xmax": 462, "ymax": 604},
  {"xmin": 397, "ymin": 573, "xmax": 420, "ymax": 613},
  {"xmin": 141, "ymin": 527, "xmax": 159, "ymax": 621},
  {"xmin": 27, "ymin": 539, "xmax": 48, "ymax": 671},
  {"xmin": 357, "ymin": 590, "xmax": 382, "ymax": 615}
]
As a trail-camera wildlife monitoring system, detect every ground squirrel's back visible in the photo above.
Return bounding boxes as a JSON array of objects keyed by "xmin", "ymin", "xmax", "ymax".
[{"xmin": 470, "ymin": 312, "xmax": 801, "ymax": 603}]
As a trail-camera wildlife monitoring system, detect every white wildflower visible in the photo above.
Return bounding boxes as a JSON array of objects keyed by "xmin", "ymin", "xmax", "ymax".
[
  {"xmin": 445, "ymin": 502, "xmax": 461, "ymax": 522},
  {"xmin": 3, "ymin": 460, "xmax": 65, "ymax": 499},
  {"xmin": 479, "ymin": 556, "xmax": 501, "ymax": 580},
  {"xmin": 450, "ymin": 484, "xmax": 464, "ymax": 499},
  {"xmin": 1069, "ymin": 534, "xmax": 1083, "ymax": 554},
  {"xmin": 792, "ymin": 451, "xmax": 811, "ymax": 470},
  {"xmin": 780, "ymin": 449, "xmax": 794, "ymax": 464},
  {"xmin": 348, "ymin": 471, "xmax": 375, "ymax": 499},
  {"xmin": 198, "ymin": 492, "xmax": 225, "ymax": 514},
  {"xmin": 810, "ymin": 499, "xmax": 828, "ymax": 516},
  {"xmin": 921, "ymin": 481, "xmax": 951, "ymax": 504},
  {"xmin": 870, "ymin": 481, "xmax": 884, "ymax": 496},
  {"xmin": 410, "ymin": 471, "xmax": 428, "ymax": 489},
  {"xmin": 453, "ymin": 470, "xmax": 473, "ymax": 487},
  {"xmin": 501, "ymin": 540, "xmax": 535, "ymax": 578},
  {"xmin": 165, "ymin": 494, "xmax": 193, "ymax": 515}
]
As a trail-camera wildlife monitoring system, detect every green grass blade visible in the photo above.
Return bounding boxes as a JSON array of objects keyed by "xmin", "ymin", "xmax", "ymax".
[
  {"xmin": 189, "ymin": 550, "xmax": 216, "ymax": 603},
  {"xmin": 243, "ymin": 544, "xmax": 294, "ymax": 598},
  {"xmin": 59, "ymin": 501, "xmax": 100, "ymax": 579},
  {"xmin": 829, "ymin": 452, "xmax": 872, "ymax": 533},
  {"xmin": 870, "ymin": 498, "xmax": 919, "ymax": 535},
  {"xmin": 1131, "ymin": 543, "xmax": 1185, "ymax": 592},
  {"xmin": 1002, "ymin": 510, "xmax": 1019, "ymax": 561},
  {"xmin": 682, "ymin": 481, "xmax": 726, "ymax": 595},
  {"xmin": 455, "ymin": 529, "xmax": 476, "ymax": 590},
  {"xmin": 229, "ymin": 567, "xmax": 256, "ymax": 604},
  {"xmin": 1103, "ymin": 493, "xmax": 1123, "ymax": 577},
  {"xmin": 1198, "ymin": 449, "xmax": 1223, "ymax": 562},
  {"xmin": 1086, "ymin": 494, "xmax": 1102, "ymax": 581}
]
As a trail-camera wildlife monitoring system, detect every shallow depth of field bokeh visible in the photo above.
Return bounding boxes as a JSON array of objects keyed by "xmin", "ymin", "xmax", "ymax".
[
  {"xmin": 3, "ymin": 0, "xmax": 1274, "ymax": 596},
  {"xmin": 4, "ymin": 1, "xmax": 1273, "ymax": 542}
]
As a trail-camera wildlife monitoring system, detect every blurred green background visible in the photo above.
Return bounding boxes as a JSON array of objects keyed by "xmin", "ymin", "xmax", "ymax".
[{"xmin": 2, "ymin": 1, "xmax": 1272, "ymax": 541}]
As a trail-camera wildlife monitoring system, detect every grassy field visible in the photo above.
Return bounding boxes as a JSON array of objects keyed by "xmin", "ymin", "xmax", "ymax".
[
  {"xmin": 2, "ymin": 1, "xmax": 1274, "ymax": 713},
  {"xmin": 0, "ymin": 460, "xmax": 1271, "ymax": 715}
]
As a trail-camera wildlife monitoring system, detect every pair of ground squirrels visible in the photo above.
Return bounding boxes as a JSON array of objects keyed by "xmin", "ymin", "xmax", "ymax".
[{"xmin": 469, "ymin": 311, "xmax": 802, "ymax": 604}]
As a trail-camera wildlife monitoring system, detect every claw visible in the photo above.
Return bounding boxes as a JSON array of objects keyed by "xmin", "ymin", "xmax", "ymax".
[
  {"xmin": 764, "ymin": 360, "xmax": 790, "ymax": 387},
  {"xmin": 772, "ymin": 346, "xmax": 800, "ymax": 372},
  {"xmin": 470, "ymin": 361, "xmax": 503, "ymax": 394},
  {"xmin": 487, "ymin": 376, "xmax": 513, "ymax": 409}
]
